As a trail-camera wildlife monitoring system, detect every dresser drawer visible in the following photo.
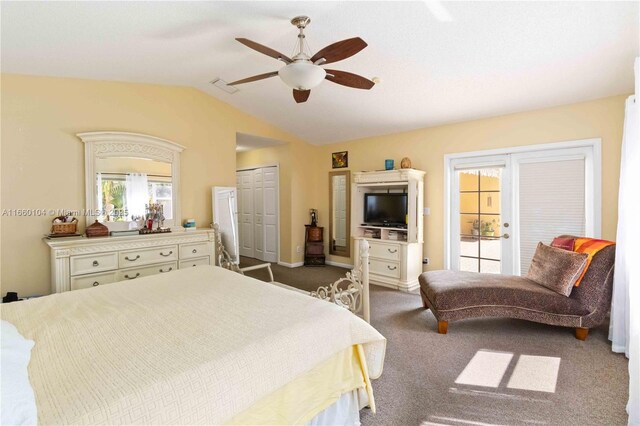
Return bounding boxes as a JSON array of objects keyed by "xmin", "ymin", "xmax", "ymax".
[
  {"xmin": 118, "ymin": 245, "xmax": 178, "ymax": 268},
  {"xmin": 70, "ymin": 271, "xmax": 119, "ymax": 291},
  {"xmin": 179, "ymin": 256, "xmax": 210, "ymax": 269},
  {"xmin": 118, "ymin": 261, "xmax": 177, "ymax": 281},
  {"xmin": 368, "ymin": 241, "xmax": 401, "ymax": 261},
  {"xmin": 70, "ymin": 252, "xmax": 118, "ymax": 276},
  {"xmin": 369, "ymin": 259, "xmax": 401, "ymax": 279},
  {"xmin": 179, "ymin": 242, "xmax": 210, "ymax": 260}
]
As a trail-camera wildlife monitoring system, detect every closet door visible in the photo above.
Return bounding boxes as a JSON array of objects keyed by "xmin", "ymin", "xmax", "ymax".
[
  {"xmin": 262, "ymin": 167, "xmax": 278, "ymax": 263},
  {"xmin": 253, "ymin": 168, "xmax": 265, "ymax": 261},
  {"xmin": 238, "ymin": 171, "xmax": 254, "ymax": 258}
]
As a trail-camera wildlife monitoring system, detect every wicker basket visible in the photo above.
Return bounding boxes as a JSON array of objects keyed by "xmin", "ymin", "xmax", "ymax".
[{"xmin": 51, "ymin": 220, "xmax": 77, "ymax": 235}]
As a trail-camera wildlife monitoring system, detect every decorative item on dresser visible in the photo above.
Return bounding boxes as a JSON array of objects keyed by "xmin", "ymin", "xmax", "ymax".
[
  {"xmin": 304, "ymin": 225, "xmax": 325, "ymax": 266},
  {"xmin": 352, "ymin": 168, "xmax": 426, "ymax": 291},
  {"xmin": 85, "ymin": 220, "xmax": 109, "ymax": 238},
  {"xmin": 400, "ymin": 157, "xmax": 412, "ymax": 169},
  {"xmin": 44, "ymin": 229, "xmax": 216, "ymax": 293}
]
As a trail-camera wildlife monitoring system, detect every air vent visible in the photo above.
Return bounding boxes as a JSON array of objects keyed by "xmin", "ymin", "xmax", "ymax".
[{"xmin": 210, "ymin": 78, "xmax": 239, "ymax": 94}]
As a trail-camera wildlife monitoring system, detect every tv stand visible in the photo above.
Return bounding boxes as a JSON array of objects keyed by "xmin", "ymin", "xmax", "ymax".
[{"xmin": 352, "ymin": 169, "xmax": 425, "ymax": 292}]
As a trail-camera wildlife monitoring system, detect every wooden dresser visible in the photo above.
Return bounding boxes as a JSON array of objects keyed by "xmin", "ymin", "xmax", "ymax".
[
  {"xmin": 44, "ymin": 229, "xmax": 216, "ymax": 293},
  {"xmin": 304, "ymin": 225, "xmax": 325, "ymax": 266}
]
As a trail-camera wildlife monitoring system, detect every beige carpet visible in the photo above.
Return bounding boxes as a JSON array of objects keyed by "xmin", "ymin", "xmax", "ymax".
[{"xmin": 239, "ymin": 257, "xmax": 629, "ymax": 425}]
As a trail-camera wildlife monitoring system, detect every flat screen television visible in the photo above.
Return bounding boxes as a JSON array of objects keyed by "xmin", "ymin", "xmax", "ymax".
[{"xmin": 364, "ymin": 193, "xmax": 408, "ymax": 227}]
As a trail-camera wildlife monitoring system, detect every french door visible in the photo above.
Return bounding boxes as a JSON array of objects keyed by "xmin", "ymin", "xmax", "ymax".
[
  {"xmin": 450, "ymin": 155, "xmax": 513, "ymax": 274},
  {"xmin": 447, "ymin": 141, "xmax": 600, "ymax": 275}
]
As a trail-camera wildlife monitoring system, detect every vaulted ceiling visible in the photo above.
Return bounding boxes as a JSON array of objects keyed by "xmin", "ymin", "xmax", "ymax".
[{"xmin": 2, "ymin": 1, "xmax": 637, "ymax": 144}]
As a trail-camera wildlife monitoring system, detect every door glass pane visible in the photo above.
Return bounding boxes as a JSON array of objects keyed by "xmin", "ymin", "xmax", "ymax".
[
  {"xmin": 458, "ymin": 168, "xmax": 502, "ymax": 274},
  {"xmin": 481, "ymin": 259, "xmax": 501, "ymax": 274},
  {"xmin": 460, "ymin": 256, "xmax": 479, "ymax": 273}
]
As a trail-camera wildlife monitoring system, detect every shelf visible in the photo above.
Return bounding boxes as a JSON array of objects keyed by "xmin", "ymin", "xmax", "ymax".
[{"xmin": 357, "ymin": 225, "xmax": 408, "ymax": 232}]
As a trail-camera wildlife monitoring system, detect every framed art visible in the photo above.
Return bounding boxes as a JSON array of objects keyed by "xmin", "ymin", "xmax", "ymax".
[{"xmin": 332, "ymin": 151, "xmax": 348, "ymax": 168}]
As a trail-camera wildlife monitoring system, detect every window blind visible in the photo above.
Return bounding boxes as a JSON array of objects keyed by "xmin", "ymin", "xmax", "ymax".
[{"xmin": 518, "ymin": 159, "xmax": 586, "ymax": 274}]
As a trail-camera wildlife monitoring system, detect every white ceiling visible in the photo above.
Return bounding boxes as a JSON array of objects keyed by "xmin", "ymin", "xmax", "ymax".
[{"xmin": 2, "ymin": 1, "xmax": 638, "ymax": 145}]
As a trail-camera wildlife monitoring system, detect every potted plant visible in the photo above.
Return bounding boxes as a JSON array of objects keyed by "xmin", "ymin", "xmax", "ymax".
[{"xmin": 481, "ymin": 219, "xmax": 497, "ymax": 237}]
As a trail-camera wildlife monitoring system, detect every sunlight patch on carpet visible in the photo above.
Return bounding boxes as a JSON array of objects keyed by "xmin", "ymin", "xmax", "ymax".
[
  {"xmin": 455, "ymin": 350, "xmax": 513, "ymax": 388},
  {"xmin": 507, "ymin": 354, "xmax": 561, "ymax": 393}
]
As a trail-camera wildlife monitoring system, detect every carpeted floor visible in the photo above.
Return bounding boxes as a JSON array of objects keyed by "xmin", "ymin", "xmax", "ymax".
[{"xmin": 239, "ymin": 257, "xmax": 629, "ymax": 425}]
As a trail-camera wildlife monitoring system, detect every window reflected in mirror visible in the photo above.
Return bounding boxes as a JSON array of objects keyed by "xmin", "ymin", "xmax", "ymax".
[
  {"xmin": 329, "ymin": 171, "xmax": 351, "ymax": 257},
  {"xmin": 95, "ymin": 157, "xmax": 172, "ymax": 222}
]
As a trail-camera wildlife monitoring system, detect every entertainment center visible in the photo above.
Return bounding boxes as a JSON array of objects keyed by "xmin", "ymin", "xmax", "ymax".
[{"xmin": 352, "ymin": 169, "xmax": 425, "ymax": 292}]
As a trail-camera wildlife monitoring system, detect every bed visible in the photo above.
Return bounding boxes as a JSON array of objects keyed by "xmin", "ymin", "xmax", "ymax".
[{"xmin": 0, "ymin": 265, "xmax": 386, "ymax": 425}]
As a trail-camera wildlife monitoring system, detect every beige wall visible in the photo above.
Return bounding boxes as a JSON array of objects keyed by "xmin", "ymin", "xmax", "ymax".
[
  {"xmin": 315, "ymin": 95, "xmax": 627, "ymax": 268},
  {"xmin": 1, "ymin": 74, "xmax": 305, "ymax": 296}
]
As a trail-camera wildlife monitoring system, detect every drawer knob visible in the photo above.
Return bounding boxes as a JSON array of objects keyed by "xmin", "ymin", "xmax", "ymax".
[
  {"xmin": 92, "ymin": 260, "xmax": 99, "ymax": 267},
  {"xmin": 159, "ymin": 267, "xmax": 173, "ymax": 273},
  {"xmin": 124, "ymin": 272, "xmax": 140, "ymax": 280},
  {"xmin": 92, "ymin": 281, "xmax": 100, "ymax": 287},
  {"xmin": 388, "ymin": 248, "xmax": 398, "ymax": 254},
  {"xmin": 387, "ymin": 265, "xmax": 397, "ymax": 270},
  {"xmin": 160, "ymin": 251, "xmax": 173, "ymax": 257},
  {"xmin": 192, "ymin": 249, "xmax": 197, "ymax": 253},
  {"xmin": 192, "ymin": 264, "xmax": 197, "ymax": 267},
  {"xmin": 125, "ymin": 255, "xmax": 140, "ymax": 262}
]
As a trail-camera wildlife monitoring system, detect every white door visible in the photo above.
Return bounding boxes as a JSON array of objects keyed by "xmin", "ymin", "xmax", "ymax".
[
  {"xmin": 450, "ymin": 155, "xmax": 513, "ymax": 274},
  {"xmin": 238, "ymin": 171, "xmax": 254, "ymax": 258},
  {"xmin": 448, "ymin": 141, "xmax": 599, "ymax": 275},
  {"xmin": 253, "ymin": 168, "xmax": 265, "ymax": 260},
  {"xmin": 213, "ymin": 187, "xmax": 239, "ymax": 263},
  {"xmin": 262, "ymin": 167, "xmax": 279, "ymax": 263}
]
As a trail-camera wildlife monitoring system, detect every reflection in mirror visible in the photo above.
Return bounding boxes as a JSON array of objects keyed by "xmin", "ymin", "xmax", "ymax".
[
  {"xmin": 329, "ymin": 171, "xmax": 351, "ymax": 257},
  {"xmin": 95, "ymin": 157, "xmax": 172, "ymax": 223}
]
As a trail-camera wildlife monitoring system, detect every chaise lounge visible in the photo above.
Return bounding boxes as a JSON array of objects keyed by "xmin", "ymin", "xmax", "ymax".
[{"xmin": 418, "ymin": 238, "xmax": 616, "ymax": 340}]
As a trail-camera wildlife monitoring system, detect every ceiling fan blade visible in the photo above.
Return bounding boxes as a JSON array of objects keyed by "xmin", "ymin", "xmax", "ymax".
[
  {"xmin": 293, "ymin": 89, "xmax": 310, "ymax": 103},
  {"xmin": 228, "ymin": 71, "xmax": 279, "ymax": 86},
  {"xmin": 310, "ymin": 37, "xmax": 368, "ymax": 65},
  {"xmin": 324, "ymin": 69, "xmax": 375, "ymax": 90},
  {"xmin": 236, "ymin": 38, "xmax": 292, "ymax": 63}
]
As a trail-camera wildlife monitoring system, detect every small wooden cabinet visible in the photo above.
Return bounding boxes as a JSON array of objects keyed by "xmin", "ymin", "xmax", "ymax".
[{"xmin": 304, "ymin": 226, "xmax": 325, "ymax": 266}]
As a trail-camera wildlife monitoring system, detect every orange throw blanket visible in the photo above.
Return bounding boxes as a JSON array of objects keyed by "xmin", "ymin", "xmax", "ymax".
[{"xmin": 573, "ymin": 238, "xmax": 615, "ymax": 286}]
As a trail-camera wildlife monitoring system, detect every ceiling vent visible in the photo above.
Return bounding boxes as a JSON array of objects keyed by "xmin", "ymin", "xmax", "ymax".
[{"xmin": 210, "ymin": 78, "xmax": 239, "ymax": 94}]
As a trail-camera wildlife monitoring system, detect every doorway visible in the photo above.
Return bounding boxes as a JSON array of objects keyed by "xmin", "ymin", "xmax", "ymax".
[
  {"xmin": 446, "ymin": 139, "xmax": 601, "ymax": 275},
  {"xmin": 237, "ymin": 166, "xmax": 279, "ymax": 263}
]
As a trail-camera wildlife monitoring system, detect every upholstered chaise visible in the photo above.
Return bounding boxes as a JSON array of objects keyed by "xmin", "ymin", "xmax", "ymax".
[{"xmin": 418, "ymin": 243, "xmax": 615, "ymax": 340}]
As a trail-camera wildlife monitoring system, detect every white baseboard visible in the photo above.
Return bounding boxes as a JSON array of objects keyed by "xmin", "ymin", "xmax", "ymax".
[
  {"xmin": 325, "ymin": 260, "xmax": 354, "ymax": 269},
  {"xmin": 277, "ymin": 261, "xmax": 304, "ymax": 268}
]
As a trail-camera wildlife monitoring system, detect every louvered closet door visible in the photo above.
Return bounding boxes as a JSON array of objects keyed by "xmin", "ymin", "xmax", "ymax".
[
  {"xmin": 253, "ymin": 168, "xmax": 265, "ymax": 260},
  {"xmin": 238, "ymin": 171, "xmax": 255, "ymax": 258},
  {"xmin": 262, "ymin": 167, "xmax": 278, "ymax": 263},
  {"xmin": 513, "ymin": 153, "xmax": 589, "ymax": 275}
]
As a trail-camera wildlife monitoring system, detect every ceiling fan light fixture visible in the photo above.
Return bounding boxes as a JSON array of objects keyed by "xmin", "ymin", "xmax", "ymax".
[{"xmin": 278, "ymin": 62, "xmax": 327, "ymax": 90}]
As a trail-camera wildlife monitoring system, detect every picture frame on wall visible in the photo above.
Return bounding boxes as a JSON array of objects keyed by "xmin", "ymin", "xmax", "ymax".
[{"xmin": 332, "ymin": 151, "xmax": 348, "ymax": 168}]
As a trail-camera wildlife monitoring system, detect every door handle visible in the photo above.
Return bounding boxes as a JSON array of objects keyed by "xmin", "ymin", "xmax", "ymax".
[{"xmin": 502, "ymin": 233, "xmax": 510, "ymax": 239}]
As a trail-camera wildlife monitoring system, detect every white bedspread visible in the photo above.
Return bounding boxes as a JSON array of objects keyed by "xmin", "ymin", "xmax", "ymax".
[{"xmin": 0, "ymin": 266, "xmax": 386, "ymax": 425}]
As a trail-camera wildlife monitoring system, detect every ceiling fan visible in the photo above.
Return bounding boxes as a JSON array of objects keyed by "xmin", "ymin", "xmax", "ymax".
[{"xmin": 228, "ymin": 16, "xmax": 375, "ymax": 103}]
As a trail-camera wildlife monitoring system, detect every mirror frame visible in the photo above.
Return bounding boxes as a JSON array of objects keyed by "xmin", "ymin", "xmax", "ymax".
[
  {"xmin": 78, "ymin": 131, "xmax": 184, "ymax": 229},
  {"xmin": 329, "ymin": 170, "xmax": 351, "ymax": 257}
]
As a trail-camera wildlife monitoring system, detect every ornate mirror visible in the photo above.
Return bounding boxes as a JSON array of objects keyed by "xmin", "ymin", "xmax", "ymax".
[
  {"xmin": 78, "ymin": 131, "xmax": 184, "ymax": 230},
  {"xmin": 329, "ymin": 170, "xmax": 351, "ymax": 257}
]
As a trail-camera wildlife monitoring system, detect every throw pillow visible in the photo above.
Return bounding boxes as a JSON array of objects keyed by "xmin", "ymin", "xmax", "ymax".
[
  {"xmin": 527, "ymin": 242, "xmax": 588, "ymax": 297},
  {"xmin": 551, "ymin": 236, "xmax": 576, "ymax": 251}
]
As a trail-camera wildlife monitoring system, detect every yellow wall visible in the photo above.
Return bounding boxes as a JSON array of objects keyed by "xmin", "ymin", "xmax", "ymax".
[
  {"xmin": 0, "ymin": 74, "xmax": 305, "ymax": 296},
  {"xmin": 1, "ymin": 72, "xmax": 627, "ymax": 296},
  {"xmin": 315, "ymin": 95, "xmax": 627, "ymax": 268}
]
